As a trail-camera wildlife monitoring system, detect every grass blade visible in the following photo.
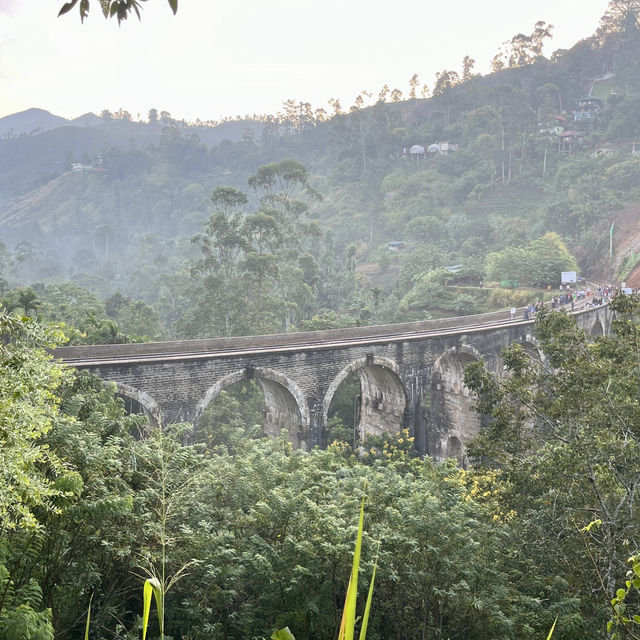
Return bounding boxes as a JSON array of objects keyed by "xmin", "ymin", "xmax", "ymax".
[
  {"xmin": 271, "ymin": 627, "xmax": 296, "ymax": 640},
  {"xmin": 546, "ymin": 616, "xmax": 558, "ymax": 640},
  {"xmin": 339, "ymin": 493, "xmax": 366, "ymax": 640},
  {"xmin": 142, "ymin": 577, "xmax": 164, "ymax": 640},
  {"xmin": 337, "ymin": 572, "xmax": 353, "ymax": 640},
  {"xmin": 84, "ymin": 592, "xmax": 94, "ymax": 640},
  {"xmin": 358, "ymin": 541, "xmax": 380, "ymax": 640}
]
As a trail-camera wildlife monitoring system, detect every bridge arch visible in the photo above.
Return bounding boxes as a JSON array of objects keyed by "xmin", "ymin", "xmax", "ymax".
[
  {"xmin": 324, "ymin": 356, "xmax": 407, "ymax": 442},
  {"xmin": 517, "ymin": 333, "xmax": 542, "ymax": 363},
  {"xmin": 589, "ymin": 318, "xmax": 604, "ymax": 337},
  {"xmin": 195, "ymin": 367, "xmax": 309, "ymax": 449},
  {"xmin": 446, "ymin": 435, "xmax": 463, "ymax": 463},
  {"xmin": 112, "ymin": 382, "xmax": 162, "ymax": 428},
  {"xmin": 431, "ymin": 344, "xmax": 483, "ymax": 463}
]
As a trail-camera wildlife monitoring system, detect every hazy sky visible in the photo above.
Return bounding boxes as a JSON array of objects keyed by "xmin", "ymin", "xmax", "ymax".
[{"xmin": 1, "ymin": 0, "xmax": 610, "ymax": 122}]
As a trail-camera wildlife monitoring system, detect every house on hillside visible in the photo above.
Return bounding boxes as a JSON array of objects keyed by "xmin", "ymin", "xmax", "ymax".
[
  {"xmin": 71, "ymin": 163, "xmax": 93, "ymax": 173},
  {"xmin": 70, "ymin": 160, "xmax": 105, "ymax": 174},
  {"xmin": 557, "ymin": 130, "xmax": 585, "ymax": 154},
  {"xmin": 538, "ymin": 115, "xmax": 567, "ymax": 136},
  {"xmin": 408, "ymin": 144, "xmax": 425, "ymax": 159},
  {"xmin": 427, "ymin": 141, "xmax": 457, "ymax": 155},
  {"xmin": 572, "ymin": 95, "xmax": 603, "ymax": 121}
]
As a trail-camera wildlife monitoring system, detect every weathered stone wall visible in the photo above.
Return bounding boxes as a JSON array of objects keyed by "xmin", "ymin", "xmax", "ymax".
[{"xmin": 54, "ymin": 304, "xmax": 612, "ymax": 458}]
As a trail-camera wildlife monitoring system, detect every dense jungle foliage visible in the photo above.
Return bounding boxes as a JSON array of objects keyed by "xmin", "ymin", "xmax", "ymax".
[{"xmin": 4, "ymin": 291, "xmax": 640, "ymax": 639}]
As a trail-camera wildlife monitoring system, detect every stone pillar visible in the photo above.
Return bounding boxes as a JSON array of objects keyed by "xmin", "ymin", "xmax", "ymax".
[{"xmin": 307, "ymin": 397, "xmax": 326, "ymax": 450}]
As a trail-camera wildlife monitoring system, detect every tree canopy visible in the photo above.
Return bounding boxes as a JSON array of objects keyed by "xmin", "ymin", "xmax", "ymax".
[
  {"xmin": 58, "ymin": 0, "xmax": 177, "ymax": 24},
  {"xmin": 465, "ymin": 294, "xmax": 640, "ymax": 635}
]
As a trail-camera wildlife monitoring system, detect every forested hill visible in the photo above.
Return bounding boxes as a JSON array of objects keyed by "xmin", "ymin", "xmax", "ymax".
[{"xmin": 3, "ymin": 7, "xmax": 640, "ymax": 340}]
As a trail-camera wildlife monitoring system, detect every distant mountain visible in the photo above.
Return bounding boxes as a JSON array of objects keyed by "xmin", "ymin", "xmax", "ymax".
[
  {"xmin": 0, "ymin": 114, "xmax": 264, "ymax": 201},
  {"xmin": 71, "ymin": 112, "xmax": 103, "ymax": 127},
  {"xmin": 0, "ymin": 108, "xmax": 79, "ymax": 137},
  {"xmin": 0, "ymin": 107, "xmax": 264, "ymax": 144}
]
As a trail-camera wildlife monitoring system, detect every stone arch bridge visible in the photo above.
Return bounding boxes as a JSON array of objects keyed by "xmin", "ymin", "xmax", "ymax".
[{"xmin": 54, "ymin": 305, "xmax": 610, "ymax": 459}]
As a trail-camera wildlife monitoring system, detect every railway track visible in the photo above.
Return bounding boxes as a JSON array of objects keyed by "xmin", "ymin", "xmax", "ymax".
[{"xmin": 57, "ymin": 302, "xmax": 603, "ymax": 367}]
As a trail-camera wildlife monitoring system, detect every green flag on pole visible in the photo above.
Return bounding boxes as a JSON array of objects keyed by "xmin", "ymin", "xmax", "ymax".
[{"xmin": 610, "ymin": 222, "xmax": 614, "ymax": 262}]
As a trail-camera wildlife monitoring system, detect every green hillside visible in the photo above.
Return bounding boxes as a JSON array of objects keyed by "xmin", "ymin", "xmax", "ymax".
[{"xmin": 3, "ymin": 9, "xmax": 640, "ymax": 338}]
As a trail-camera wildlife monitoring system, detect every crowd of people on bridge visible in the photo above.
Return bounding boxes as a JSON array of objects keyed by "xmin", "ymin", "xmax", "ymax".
[{"xmin": 510, "ymin": 283, "xmax": 621, "ymax": 321}]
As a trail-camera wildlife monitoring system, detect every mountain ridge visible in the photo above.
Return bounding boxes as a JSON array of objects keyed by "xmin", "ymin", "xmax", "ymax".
[{"xmin": 0, "ymin": 107, "xmax": 101, "ymax": 137}]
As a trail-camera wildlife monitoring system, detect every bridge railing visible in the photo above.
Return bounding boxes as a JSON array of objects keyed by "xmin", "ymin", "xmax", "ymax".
[{"xmin": 53, "ymin": 301, "xmax": 607, "ymax": 360}]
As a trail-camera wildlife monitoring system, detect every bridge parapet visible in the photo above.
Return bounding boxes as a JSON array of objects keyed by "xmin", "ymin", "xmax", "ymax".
[{"xmin": 52, "ymin": 306, "xmax": 541, "ymax": 361}]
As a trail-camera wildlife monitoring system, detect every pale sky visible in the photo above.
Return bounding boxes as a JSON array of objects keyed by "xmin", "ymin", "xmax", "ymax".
[{"xmin": 0, "ymin": 0, "xmax": 610, "ymax": 123}]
